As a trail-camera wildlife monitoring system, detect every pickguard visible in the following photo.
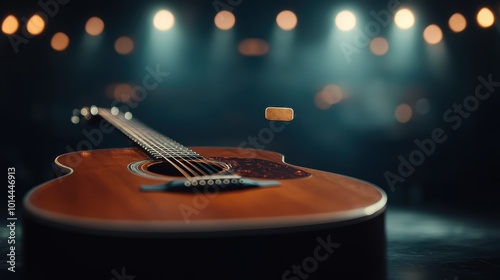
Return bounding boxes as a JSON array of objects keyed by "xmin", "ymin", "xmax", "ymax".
[{"xmin": 210, "ymin": 157, "xmax": 311, "ymax": 179}]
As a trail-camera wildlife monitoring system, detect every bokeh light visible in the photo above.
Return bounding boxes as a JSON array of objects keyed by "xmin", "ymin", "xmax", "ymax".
[
  {"xmin": 370, "ymin": 37, "xmax": 389, "ymax": 56},
  {"xmin": 315, "ymin": 84, "xmax": 344, "ymax": 109},
  {"xmin": 124, "ymin": 112, "xmax": 133, "ymax": 120},
  {"xmin": 2, "ymin": 15, "xmax": 19, "ymax": 35},
  {"xmin": 476, "ymin": 7, "xmax": 495, "ymax": 28},
  {"xmin": 80, "ymin": 107, "xmax": 89, "ymax": 118},
  {"xmin": 26, "ymin": 14, "xmax": 45, "ymax": 35},
  {"xmin": 71, "ymin": 115, "xmax": 80, "ymax": 124},
  {"xmin": 109, "ymin": 83, "xmax": 134, "ymax": 102},
  {"xmin": 90, "ymin": 105, "xmax": 99, "ymax": 116},
  {"xmin": 423, "ymin": 24, "xmax": 443, "ymax": 45},
  {"xmin": 85, "ymin": 17, "xmax": 104, "ymax": 36},
  {"xmin": 394, "ymin": 8, "xmax": 415, "ymax": 29},
  {"xmin": 153, "ymin": 9, "xmax": 175, "ymax": 31},
  {"xmin": 114, "ymin": 36, "xmax": 134, "ymax": 55},
  {"xmin": 395, "ymin": 104, "xmax": 413, "ymax": 123},
  {"xmin": 214, "ymin": 11, "xmax": 236, "ymax": 30},
  {"xmin": 448, "ymin": 13, "xmax": 467, "ymax": 33},
  {"xmin": 238, "ymin": 39, "xmax": 269, "ymax": 56},
  {"xmin": 51, "ymin": 32, "xmax": 70, "ymax": 51},
  {"xmin": 335, "ymin": 10, "xmax": 356, "ymax": 31},
  {"xmin": 276, "ymin": 10, "xmax": 298, "ymax": 31}
]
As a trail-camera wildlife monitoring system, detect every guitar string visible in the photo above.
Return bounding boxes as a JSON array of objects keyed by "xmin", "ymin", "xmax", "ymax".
[
  {"xmin": 135, "ymin": 124, "xmax": 229, "ymax": 178},
  {"xmin": 101, "ymin": 109, "xmax": 203, "ymax": 178},
  {"xmin": 123, "ymin": 119, "xmax": 235, "ymax": 176},
  {"xmin": 99, "ymin": 109, "xmax": 194, "ymax": 178},
  {"xmin": 123, "ymin": 116, "xmax": 212, "ymax": 177},
  {"xmin": 128, "ymin": 121, "xmax": 206, "ymax": 173},
  {"xmin": 121, "ymin": 115, "xmax": 237, "ymax": 178},
  {"xmin": 101, "ymin": 108, "xmax": 226, "ymax": 178},
  {"xmin": 135, "ymin": 123, "xmax": 234, "ymax": 176},
  {"xmin": 99, "ymin": 109, "xmax": 199, "ymax": 179},
  {"xmin": 141, "ymin": 130, "xmax": 234, "ymax": 176},
  {"xmin": 146, "ymin": 131, "xmax": 225, "ymax": 176}
]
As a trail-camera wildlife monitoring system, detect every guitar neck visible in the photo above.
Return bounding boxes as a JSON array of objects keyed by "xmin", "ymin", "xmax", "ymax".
[{"xmin": 96, "ymin": 107, "xmax": 201, "ymax": 160}]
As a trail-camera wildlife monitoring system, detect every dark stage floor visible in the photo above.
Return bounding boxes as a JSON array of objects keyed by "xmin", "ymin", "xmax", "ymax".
[
  {"xmin": 385, "ymin": 205, "xmax": 500, "ymax": 280},
  {"xmin": 1, "ymin": 203, "xmax": 499, "ymax": 279}
]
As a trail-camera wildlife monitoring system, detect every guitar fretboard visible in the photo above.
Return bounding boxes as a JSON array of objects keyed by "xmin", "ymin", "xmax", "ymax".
[{"xmin": 98, "ymin": 108, "xmax": 201, "ymax": 160}]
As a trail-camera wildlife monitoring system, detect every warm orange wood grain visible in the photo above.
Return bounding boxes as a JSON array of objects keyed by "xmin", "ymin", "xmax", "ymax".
[{"xmin": 24, "ymin": 147, "xmax": 385, "ymax": 232}]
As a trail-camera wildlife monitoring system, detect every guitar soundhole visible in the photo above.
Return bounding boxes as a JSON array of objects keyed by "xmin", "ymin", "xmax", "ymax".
[
  {"xmin": 146, "ymin": 160, "xmax": 225, "ymax": 177},
  {"xmin": 130, "ymin": 158, "xmax": 310, "ymax": 180}
]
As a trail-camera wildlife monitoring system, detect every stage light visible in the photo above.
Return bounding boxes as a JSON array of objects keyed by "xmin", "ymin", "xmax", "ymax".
[
  {"xmin": 315, "ymin": 84, "xmax": 344, "ymax": 109},
  {"xmin": 51, "ymin": 32, "xmax": 70, "ymax": 51},
  {"xmin": 395, "ymin": 104, "xmax": 412, "ymax": 123},
  {"xmin": 145, "ymin": 8, "xmax": 182, "ymax": 64},
  {"xmin": 26, "ymin": 14, "xmax": 45, "ymax": 35},
  {"xmin": 269, "ymin": 11, "xmax": 295, "ymax": 63},
  {"xmin": 153, "ymin": 9, "xmax": 175, "ymax": 31},
  {"xmin": 448, "ymin": 13, "xmax": 467, "ymax": 33},
  {"xmin": 335, "ymin": 11, "xmax": 356, "ymax": 32},
  {"xmin": 388, "ymin": 7, "xmax": 419, "ymax": 70},
  {"xmin": 114, "ymin": 36, "xmax": 134, "ymax": 55},
  {"xmin": 423, "ymin": 24, "xmax": 443, "ymax": 45},
  {"xmin": 85, "ymin": 17, "xmax": 104, "ymax": 36},
  {"xmin": 370, "ymin": 37, "xmax": 389, "ymax": 56},
  {"xmin": 214, "ymin": 11, "xmax": 235, "ymax": 30},
  {"xmin": 276, "ymin": 10, "xmax": 297, "ymax": 31},
  {"xmin": 335, "ymin": 10, "xmax": 356, "ymax": 31},
  {"xmin": 477, "ymin": 7, "xmax": 495, "ymax": 28},
  {"xmin": 238, "ymin": 38, "xmax": 269, "ymax": 56},
  {"xmin": 2, "ymin": 15, "xmax": 19, "ymax": 35},
  {"xmin": 394, "ymin": 8, "xmax": 415, "ymax": 29}
]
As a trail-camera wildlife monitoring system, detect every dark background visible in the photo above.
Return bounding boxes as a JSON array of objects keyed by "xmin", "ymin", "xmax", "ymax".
[
  {"xmin": 2, "ymin": 0, "xmax": 499, "ymax": 214},
  {"xmin": 1, "ymin": 0, "xmax": 500, "ymax": 279}
]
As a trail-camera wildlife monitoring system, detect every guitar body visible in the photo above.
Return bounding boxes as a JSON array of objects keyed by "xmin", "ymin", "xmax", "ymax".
[{"xmin": 23, "ymin": 147, "xmax": 387, "ymax": 280}]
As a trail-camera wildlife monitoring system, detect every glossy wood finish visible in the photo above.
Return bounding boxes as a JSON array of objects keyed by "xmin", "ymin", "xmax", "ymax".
[{"xmin": 24, "ymin": 147, "xmax": 386, "ymax": 234}]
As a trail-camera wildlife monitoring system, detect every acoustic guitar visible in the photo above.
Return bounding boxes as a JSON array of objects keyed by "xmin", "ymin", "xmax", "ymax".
[{"xmin": 22, "ymin": 106, "xmax": 387, "ymax": 280}]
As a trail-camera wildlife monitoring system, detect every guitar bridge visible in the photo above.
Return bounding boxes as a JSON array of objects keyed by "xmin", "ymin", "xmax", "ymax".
[{"xmin": 140, "ymin": 176, "xmax": 280, "ymax": 193}]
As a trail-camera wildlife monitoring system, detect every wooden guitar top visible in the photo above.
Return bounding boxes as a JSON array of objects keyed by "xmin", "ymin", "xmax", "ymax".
[{"xmin": 24, "ymin": 147, "xmax": 386, "ymax": 235}]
